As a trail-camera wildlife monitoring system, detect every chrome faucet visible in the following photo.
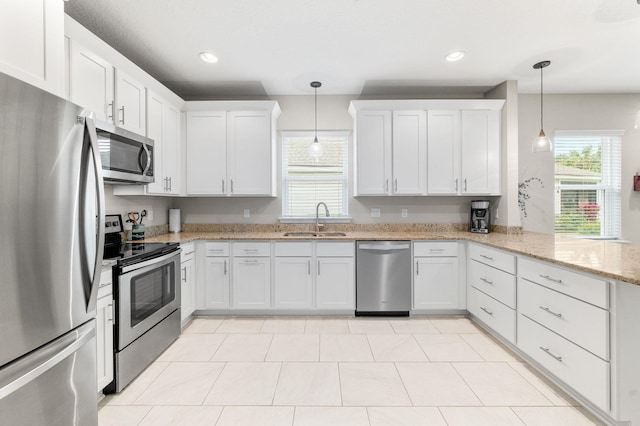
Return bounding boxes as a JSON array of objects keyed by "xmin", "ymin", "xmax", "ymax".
[{"xmin": 315, "ymin": 202, "xmax": 330, "ymax": 233}]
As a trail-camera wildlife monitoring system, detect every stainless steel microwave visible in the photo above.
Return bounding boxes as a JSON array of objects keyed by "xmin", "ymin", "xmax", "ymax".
[{"xmin": 96, "ymin": 121, "xmax": 154, "ymax": 184}]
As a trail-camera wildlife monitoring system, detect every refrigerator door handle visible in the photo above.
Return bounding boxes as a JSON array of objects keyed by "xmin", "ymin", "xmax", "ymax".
[
  {"xmin": 81, "ymin": 116, "xmax": 105, "ymax": 313},
  {"xmin": 0, "ymin": 321, "xmax": 95, "ymax": 400}
]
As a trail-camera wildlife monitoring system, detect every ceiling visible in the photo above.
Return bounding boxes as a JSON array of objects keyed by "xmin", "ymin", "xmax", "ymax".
[{"xmin": 64, "ymin": 0, "xmax": 640, "ymax": 100}]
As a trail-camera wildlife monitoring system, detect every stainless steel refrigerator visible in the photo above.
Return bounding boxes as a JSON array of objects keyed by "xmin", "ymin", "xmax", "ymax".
[{"xmin": 0, "ymin": 72, "xmax": 104, "ymax": 425}]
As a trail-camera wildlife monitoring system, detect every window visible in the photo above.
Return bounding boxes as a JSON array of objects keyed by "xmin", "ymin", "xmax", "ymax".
[
  {"xmin": 281, "ymin": 131, "xmax": 349, "ymax": 218},
  {"xmin": 553, "ymin": 131, "xmax": 622, "ymax": 239}
]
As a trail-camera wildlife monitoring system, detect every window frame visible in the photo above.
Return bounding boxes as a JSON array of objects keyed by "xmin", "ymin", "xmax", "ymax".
[
  {"xmin": 553, "ymin": 130, "xmax": 623, "ymax": 240},
  {"xmin": 280, "ymin": 130, "xmax": 351, "ymax": 222}
]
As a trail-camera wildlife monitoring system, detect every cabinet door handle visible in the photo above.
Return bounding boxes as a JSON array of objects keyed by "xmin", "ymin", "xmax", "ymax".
[
  {"xmin": 317, "ymin": 260, "xmax": 321, "ymax": 275},
  {"xmin": 479, "ymin": 254, "xmax": 494, "ymax": 261},
  {"xmin": 455, "ymin": 178, "xmax": 458, "ymax": 192},
  {"xmin": 394, "ymin": 178, "xmax": 398, "ymax": 192},
  {"xmin": 464, "ymin": 178, "xmax": 467, "ymax": 192},
  {"xmin": 107, "ymin": 102, "xmax": 114, "ymax": 120},
  {"xmin": 107, "ymin": 303, "xmax": 113, "ymax": 322},
  {"xmin": 222, "ymin": 179, "xmax": 225, "ymax": 193},
  {"xmin": 182, "ymin": 266, "xmax": 187, "ymax": 282},
  {"xmin": 480, "ymin": 306, "xmax": 493, "ymax": 316},
  {"xmin": 539, "ymin": 306, "xmax": 563, "ymax": 318},
  {"xmin": 385, "ymin": 179, "xmax": 389, "ymax": 193},
  {"xmin": 480, "ymin": 277, "xmax": 494, "ymax": 285},
  {"xmin": 224, "ymin": 260, "xmax": 227, "ymax": 275},
  {"xmin": 230, "ymin": 179, "xmax": 234, "ymax": 193},
  {"xmin": 416, "ymin": 261, "xmax": 419, "ymax": 276},
  {"xmin": 540, "ymin": 274, "xmax": 563, "ymax": 284},
  {"xmin": 119, "ymin": 105, "xmax": 125, "ymax": 125},
  {"xmin": 540, "ymin": 346, "xmax": 563, "ymax": 362},
  {"xmin": 308, "ymin": 260, "xmax": 311, "ymax": 275},
  {"xmin": 168, "ymin": 176, "xmax": 172, "ymax": 192}
]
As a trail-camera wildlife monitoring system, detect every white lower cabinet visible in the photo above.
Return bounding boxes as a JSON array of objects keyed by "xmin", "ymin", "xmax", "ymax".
[
  {"xmin": 413, "ymin": 242, "xmax": 461, "ymax": 310},
  {"xmin": 180, "ymin": 243, "xmax": 196, "ymax": 323},
  {"xmin": 232, "ymin": 242, "xmax": 271, "ymax": 309},
  {"xmin": 273, "ymin": 242, "xmax": 355, "ymax": 311},
  {"xmin": 199, "ymin": 242, "xmax": 230, "ymax": 309},
  {"xmin": 96, "ymin": 267, "xmax": 114, "ymax": 392},
  {"xmin": 518, "ymin": 314, "xmax": 609, "ymax": 412}
]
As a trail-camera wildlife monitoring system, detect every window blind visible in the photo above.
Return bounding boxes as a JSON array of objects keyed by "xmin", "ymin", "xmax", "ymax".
[
  {"xmin": 553, "ymin": 131, "xmax": 622, "ymax": 238},
  {"xmin": 281, "ymin": 132, "xmax": 349, "ymax": 217}
]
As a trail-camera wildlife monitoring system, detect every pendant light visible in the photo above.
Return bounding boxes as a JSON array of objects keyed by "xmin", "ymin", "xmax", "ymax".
[
  {"xmin": 309, "ymin": 81, "xmax": 323, "ymax": 158},
  {"xmin": 532, "ymin": 60, "xmax": 553, "ymax": 152}
]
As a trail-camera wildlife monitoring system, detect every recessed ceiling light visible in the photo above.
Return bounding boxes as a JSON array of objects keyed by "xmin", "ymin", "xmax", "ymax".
[
  {"xmin": 199, "ymin": 52, "xmax": 219, "ymax": 64},
  {"xmin": 445, "ymin": 51, "xmax": 466, "ymax": 62}
]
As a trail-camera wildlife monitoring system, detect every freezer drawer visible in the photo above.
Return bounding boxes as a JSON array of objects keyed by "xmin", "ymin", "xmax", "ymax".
[
  {"xmin": 356, "ymin": 241, "xmax": 411, "ymax": 315},
  {"xmin": 0, "ymin": 320, "xmax": 97, "ymax": 426}
]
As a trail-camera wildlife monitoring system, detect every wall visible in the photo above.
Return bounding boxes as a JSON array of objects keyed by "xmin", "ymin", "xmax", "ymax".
[
  {"xmin": 518, "ymin": 93, "xmax": 640, "ymax": 244},
  {"xmin": 175, "ymin": 94, "xmax": 506, "ymax": 225},
  {"xmin": 104, "ymin": 186, "xmax": 174, "ymax": 230}
]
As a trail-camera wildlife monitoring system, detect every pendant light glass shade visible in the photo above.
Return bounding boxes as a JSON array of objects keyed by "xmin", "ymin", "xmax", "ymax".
[
  {"xmin": 309, "ymin": 81, "xmax": 323, "ymax": 158},
  {"xmin": 532, "ymin": 60, "xmax": 552, "ymax": 153}
]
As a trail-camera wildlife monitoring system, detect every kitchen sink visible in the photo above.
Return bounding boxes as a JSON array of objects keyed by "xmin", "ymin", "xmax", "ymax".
[{"xmin": 282, "ymin": 232, "xmax": 347, "ymax": 238}]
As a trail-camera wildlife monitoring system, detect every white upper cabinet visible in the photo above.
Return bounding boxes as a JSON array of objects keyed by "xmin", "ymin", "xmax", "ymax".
[
  {"xmin": 392, "ymin": 110, "xmax": 427, "ymax": 195},
  {"xmin": 145, "ymin": 90, "xmax": 182, "ymax": 195},
  {"xmin": 355, "ymin": 111, "xmax": 392, "ymax": 195},
  {"xmin": 351, "ymin": 100, "xmax": 503, "ymax": 197},
  {"xmin": 68, "ymin": 40, "xmax": 115, "ymax": 123},
  {"xmin": 460, "ymin": 109, "xmax": 501, "ymax": 195},
  {"xmin": 0, "ymin": 0, "xmax": 64, "ymax": 95},
  {"xmin": 115, "ymin": 69, "xmax": 146, "ymax": 135},
  {"xmin": 354, "ymin": 109, "xmax": 426, "ymax": 196},
  {"xmin": 186, "ymin": 111, "xmax": 228, "ymax": 195},
  {"xmin": 185, "ymin": 102, "xmax": 280, "ymax": 197},
  {"xmin": 427, "ymin": 110, "xmax": 460, "ymax": 194}
]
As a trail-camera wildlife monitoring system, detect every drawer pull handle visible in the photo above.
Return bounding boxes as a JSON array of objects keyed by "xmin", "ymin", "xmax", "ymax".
[
  {"xmin": 243, "ymin": 259, "xmax": 259, "ymax": 264},
  {"xmin": 540, "ymin": 274, "xmax": 563, "ymax": 284},
  {"xmin": 429, "ymin": 248, "xmax": 445, "ymax": 252},
  {"xmin": 480, "ymin": 277, "xmax": 494, "ymax": 285},
  {"xmin": 480, "ymin": 306, "xmax": 493, "ymax": 316},
  {"xmin": 480, "ymin": 254, "xmax": 494, "ymax": 261},
  {"xmin": 224, "ymin": 260, "xmax": 227, "ymax": 275},
  {"xmin": 539, "ymin": 306, "xmax": 563, "ymax": 318},
  {"xmin": 540, "ymin": 346, "xmax": 563, "ymax": 362},
  {"xmin": 416, "ymin": 261, "xmax": 419, "ymax": 276}
]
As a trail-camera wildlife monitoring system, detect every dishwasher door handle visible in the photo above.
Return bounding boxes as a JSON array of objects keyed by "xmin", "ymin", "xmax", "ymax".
[{"xmin": 358, "ymin": 243, "xmax": 410, "ymax": 251}]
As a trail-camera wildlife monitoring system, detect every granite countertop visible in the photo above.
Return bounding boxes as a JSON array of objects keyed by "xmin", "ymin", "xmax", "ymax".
[{"xmin": 142, "ymin": 227, "xmax": 640, "ymax": 286}]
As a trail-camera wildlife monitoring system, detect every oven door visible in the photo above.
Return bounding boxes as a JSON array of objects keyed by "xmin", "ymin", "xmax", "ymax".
[{"xmin": 116, "ymin": 251, "xmax": 180, "ymax": 350}]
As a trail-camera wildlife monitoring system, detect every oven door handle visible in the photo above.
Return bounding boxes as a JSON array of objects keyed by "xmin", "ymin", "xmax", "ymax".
[{"xmin": 120, "ymin": 250, "xmax": 181, "ymax": 274}]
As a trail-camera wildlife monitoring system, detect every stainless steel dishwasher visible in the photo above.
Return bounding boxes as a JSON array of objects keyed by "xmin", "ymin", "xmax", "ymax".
[{"xmin": 356, "ymin": 241, "xmax": 411, "ymax": 316}]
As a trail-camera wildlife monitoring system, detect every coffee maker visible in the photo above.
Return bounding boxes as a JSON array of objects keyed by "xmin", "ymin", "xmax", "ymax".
[{"xmin": 470, "ymin": 200, "xmax": 491, "ymax": 233}]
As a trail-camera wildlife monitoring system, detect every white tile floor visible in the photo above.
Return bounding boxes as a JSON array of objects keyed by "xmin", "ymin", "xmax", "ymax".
[{"xmin": 99, "ymin": 317, "xmax": 604, "ymax": 426}]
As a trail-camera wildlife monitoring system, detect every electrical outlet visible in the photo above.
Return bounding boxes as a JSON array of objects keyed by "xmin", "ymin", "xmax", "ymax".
[
  {"xmin": 495, "ymin": 208, "xmax": 499, "ymax": 219},
  {"xmin": 401, "ymin": 208, "xmax": 408, "ymax": 218},
  {"xmin": 147, "ymin": 209, "xmax": 153, "ymax": 221},
  {"xmin": 243, "ymin": 208, "xmax": 250, "ymax": 219},
  {"xmin": 370, "ymin": 208, "xmax": 381, "ymax": 218}
]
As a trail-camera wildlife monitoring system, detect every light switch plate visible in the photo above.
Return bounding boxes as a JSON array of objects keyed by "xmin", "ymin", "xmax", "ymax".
[
  {"xmin": 370, "ymin": 208, "xmax": 381, "ymax": 218},
  {"xmin": 147, "ymin": 210, "xmax": 154, "ymax": 221},
  {"xmin": 401, "ymin": 209, "xmax": 408, "ymax": 218},
  {"xmin": 243, "ymin": 209, "xmax": 250, "ymax": 219}
]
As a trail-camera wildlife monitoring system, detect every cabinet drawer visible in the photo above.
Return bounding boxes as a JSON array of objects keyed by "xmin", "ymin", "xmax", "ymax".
[
  {"xmin": 519, "ymin": 257, "xmax": 608, "ymax": 309},
  {"xmin": 469, "ymin": 260, "xmax": 516, "ymax": 308},
  {"xmin": 468, "ymin": 287, "xmax": 515, "ymax": 344},
  {"xmin": 519, "ymin": 279, "xmax": 609, "ymax": 360},
  {"xmin": 181, "ymin": 242, "xmax": 195, "ymax": 262},
  {"xmin": 97, "ymin": 283, "xmax": 113, "ymax": 300},
  {"xmin": 469, "ymin": 244, "xmax": 516, "ymax": 274},
  {"xmin": 517, "ymin": 315, "xmax": 609, "ymax": 412},
  {"xmin": 316, "ymin": 242, "xmax": 354, "ymax": 257},
  {"xmin": 232, "ymin": 242, "xmax": 271, "ymax": 257},
  {"xmin": 205, "ymin": 242, "xmax": 230, "ymax": 257},
  {"xmin": 413, "ymin": 241, "xmax": 458, "ymax": 257},
  {"xmin": 274, "ymin": 242, "xmax": 313, "ymax": 257}
]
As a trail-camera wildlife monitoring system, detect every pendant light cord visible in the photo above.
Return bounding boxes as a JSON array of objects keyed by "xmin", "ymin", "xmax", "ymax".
[
  {"xmin": 314, "ymin": 85, "xmax": 318, "ymax": 141},
  {"xmin": 540, "ymin": 65, "xmax": 544, "ymax": 130}
]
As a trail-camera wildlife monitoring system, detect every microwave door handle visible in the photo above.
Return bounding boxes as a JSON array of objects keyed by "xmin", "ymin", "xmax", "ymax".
[
  {"xmin": 80, "ymin": 116, "xmax": 105, "ymax": 313},
  {"xmin": 138, "ymin": 144, "xmax": 151, "ymax": 176}
]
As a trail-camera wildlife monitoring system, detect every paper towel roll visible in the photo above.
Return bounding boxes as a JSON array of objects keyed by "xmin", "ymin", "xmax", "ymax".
[{"xmin": 169, "ymin": 209, "xmax": 181, "ymax": 233}]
